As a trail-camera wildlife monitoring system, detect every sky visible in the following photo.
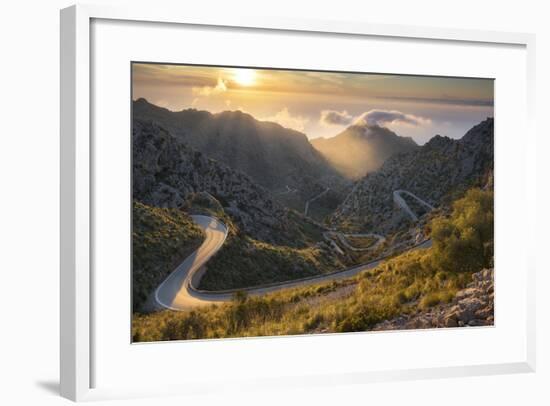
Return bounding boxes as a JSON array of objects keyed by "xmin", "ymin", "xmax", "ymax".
[{"xmin": 132, "ymin": 63, "xmax": 494, "ymax": 145}]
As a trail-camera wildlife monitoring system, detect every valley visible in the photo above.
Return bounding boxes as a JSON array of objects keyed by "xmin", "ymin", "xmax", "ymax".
[
  {"xmin": 151, "ymin": 212, "xmax": 431, "ymax": 312},
  {"xmin": 133, "ymin": 98, "xmax": 351, "ymax": 221},
  {"xmin": 133, "ymin": 186, "xmax": 494, "ymax": 341},
  {"xmin": 131, "ymin": 98, "xmax": 494, "ymax": 342}
]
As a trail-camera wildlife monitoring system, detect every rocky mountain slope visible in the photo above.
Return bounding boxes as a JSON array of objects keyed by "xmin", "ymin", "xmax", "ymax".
[
  {"xmin": 133, "ymin": 98, "xmax": 348, "ymax": 213},
  {"xmin": 373, "ymin": 268, "xmax": 494, "ymax": 330},
  {"xmin": 133, "ymin": 119, "xmax": 315, "ymax": 246},
  {"xmin": 311, "ymin": 124, "xmax": 418, "ymax": 179},
  {"xmin": 331, "ymin": 118, "xmax": 494, "ymax": 233}
]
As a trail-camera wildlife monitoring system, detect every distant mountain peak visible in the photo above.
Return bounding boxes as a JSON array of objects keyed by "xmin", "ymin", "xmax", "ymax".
[
  {"xmin": 330, "ymin": 118, "xmax": 494, "ymax": 234},
  {"xmin": 311, "ymin": 123, "xmax": 418, "ymax": 179},
  {"xmin": 461, "ymin": 117, "xmax": 494, "ymax": 143},
  {"xmin": 134, "ymin": 97, "xmax": 148, "ymax": 104},
  {"xmin": 215, "ymin": 109, "xmax": 253, "ymax": 119},
  {"xmin": 424, "ymin": 134, "xmax": 452, "ymax": 148}
]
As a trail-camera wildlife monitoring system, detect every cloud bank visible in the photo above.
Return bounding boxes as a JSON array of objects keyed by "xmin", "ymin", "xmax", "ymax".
[
  {"xmin": 320, "ymin": 109, "xmax": 431, "ymax": 129},
  {"xmin": 192, "ymin": 77, "xmax": 228, "ymax": 96},
  {"xmin": 263, "ymin": 107, "xmax": 309, "ymax": 132},
  {"xmin": 355, "ymin": 110, "xmax": 431, "ymax": 127},
  {"xmin": 320, "ymin": 110, "xmax": 353, "ymax": 126}
]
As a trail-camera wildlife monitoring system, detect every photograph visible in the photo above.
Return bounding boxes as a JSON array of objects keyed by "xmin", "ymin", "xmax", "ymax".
[
  {"xmin": 130, "ymin": 63, "xmax": 494, "ymax": 342},
  {"xmin": 1, "ymin": 0, "xmax": 544, "ymax": 404}
]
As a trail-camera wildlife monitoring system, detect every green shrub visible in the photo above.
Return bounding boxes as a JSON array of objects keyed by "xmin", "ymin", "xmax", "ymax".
[
  {"xmin": 420, "ymin": 292, "xmax": 442, "ymax": 309},
  {"xmin": 132, "ymin": 201, "xmax": 204, "ymax": 311},
  {"xmin": 430, "ymin": 189, "xmax": 493, "ymax": 273},
  {"xmin": 199, "ymin": 235, "xmax": 345, "ymax": 291},
  {"xmin": 132, "ymin": 188, "xmax": 494, "ymax": 342}
]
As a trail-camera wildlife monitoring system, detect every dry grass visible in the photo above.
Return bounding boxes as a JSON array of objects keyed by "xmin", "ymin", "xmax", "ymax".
[{"xmin": 132, "ymin": 188, "xmax": 493, "ymax": 342}]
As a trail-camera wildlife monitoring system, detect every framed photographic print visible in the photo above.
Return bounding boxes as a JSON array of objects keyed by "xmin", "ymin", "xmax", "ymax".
[
  {"xmin": 130, "ymin": 63, "xmax": 495, "ymax": 339},
  {"xmin": 60, "ymin": 4, "xmax": 536, "ymax": 402}
]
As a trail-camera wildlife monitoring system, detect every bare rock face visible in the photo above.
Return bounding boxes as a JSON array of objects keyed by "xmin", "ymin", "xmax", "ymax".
[
  {"xmin": 372, "ymin": 268, "xmax": 494, "ymax": 331},
  {"xmin": 132, "ymin": 119, "xmax": 307, "ymax": 246},
  {"xmin": 133, "ymin": 98, "xmax": 348, "ymax": 212},
  {"xmin": 331, "ymin": 118, "xmax": 494, "ymax": 234}
]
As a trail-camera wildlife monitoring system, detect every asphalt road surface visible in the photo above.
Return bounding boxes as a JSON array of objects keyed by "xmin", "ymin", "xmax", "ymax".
[
  {"xmin": 154, "ymin": 215, "xmax": 228, "ymax": 310},
  {"xmin": 154, "ymin": 215, "xmax": 432, "ymax": 311}
]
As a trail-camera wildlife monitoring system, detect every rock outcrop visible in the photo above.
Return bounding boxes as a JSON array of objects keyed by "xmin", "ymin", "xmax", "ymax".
[
  {"xmin": 133, "ymin": 119, "xmax": 310, "ymax": 246},
  {"xmin": 133, "ymin": 98, "xmax": 348, "ymax": 214},
  {"xmin": 373, "ymin": 268, "xmax": 494, "ymax": 331},
  {"xmin": 331, "ymin": 118, "xmax": 494, "ymax": 233}
]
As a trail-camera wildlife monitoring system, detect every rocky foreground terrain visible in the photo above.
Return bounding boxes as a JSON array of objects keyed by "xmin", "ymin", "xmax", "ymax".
[
  {"xmin": 331, "ymin": 118, "xmax": 494, "ymax": 233},
  {"xmin": 373, "ymin": 268, "xmax": 494, "ymax": 331}
]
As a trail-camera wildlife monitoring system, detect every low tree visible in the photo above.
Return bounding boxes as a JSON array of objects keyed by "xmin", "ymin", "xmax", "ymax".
[{"xmin": 430, "ymin": 189, "xmax": 493, "ymax": 273}]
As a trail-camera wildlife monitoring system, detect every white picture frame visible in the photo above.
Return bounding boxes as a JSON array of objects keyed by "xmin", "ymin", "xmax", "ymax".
[{"xmin": 60, "ymin": 3, "xmax": 536, "ymax": 402}]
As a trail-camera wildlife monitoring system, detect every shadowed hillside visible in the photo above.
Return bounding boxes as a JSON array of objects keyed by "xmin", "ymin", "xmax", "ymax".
[
  {"xmin": 133, "ymin": 98, "xmax": 349, "ymax": 215},
  {"xmin": 133, "ymin": 118, "xmax": 313, "ymax": 246}
]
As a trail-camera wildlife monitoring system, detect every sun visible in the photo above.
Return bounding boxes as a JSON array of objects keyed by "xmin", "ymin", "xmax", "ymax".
[{"xmin": 233, "ymin": 69, "xmax": 256, "ymax": 87}]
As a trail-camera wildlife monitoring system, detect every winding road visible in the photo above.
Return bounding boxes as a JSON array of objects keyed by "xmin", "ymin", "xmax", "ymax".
[
  {"xmin": 326, "ymin": 231, "xmax": 386, "ymax": 252},
  {"xmin": 154, "ymin": 215, "xmax": 228, "ymax": 310},
  {"xmin": 154, "ymin": 214, "xmax": 431, "ymax": 311},
  {"xmin": 304, "ymin": 187, "xmax": 330, "ymax": 216},
  {"xmin": 393, "ymin": 190, "xmax": 435, "ymax": 221}
]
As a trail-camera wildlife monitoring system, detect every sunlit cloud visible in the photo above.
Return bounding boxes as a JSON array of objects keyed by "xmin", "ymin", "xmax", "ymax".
[
  {"xmin": 231, "ymin": 69, "xmax": 257, "ymax": 87},
  {"xmin": 192, "ymin": 77, "xmax": 228, "ymax": 96},
  {"xmin": 320, "ymin": 109, "xmax": 431, "ymax": 129},
  {"xmin": 373, "ymin": 95, "xmax": 494, "ymax": 107},
  {"xmin": 304, "ymin": 71, "xmax": 346, "ymax": 85},
  {"xmin": 262, "ymin": 107, "xmax": 309, "ymax": 132},
  {"xmin": 132, "ymin": 63, "xmax": 493, "ymax": 142},
  {"xmin": 320, "ymin": 110, "xmax": 353, "ymax": 126},
  {"xmin": 354, "ymin": 110, "xmax": 431, "ymax": 127}
]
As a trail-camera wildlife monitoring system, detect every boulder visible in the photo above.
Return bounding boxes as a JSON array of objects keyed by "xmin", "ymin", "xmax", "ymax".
[{"xmin": 372, "ymin": 268, "xmax": 494, "ymax": 331}]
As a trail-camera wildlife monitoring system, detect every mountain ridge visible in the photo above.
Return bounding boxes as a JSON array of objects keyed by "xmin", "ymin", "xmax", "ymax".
[
  {"xmin": 311, "ymin": 123, "xmax": 419, "ymax": 179},
  {"xmin": 133, "ymin": 98, "xmax": 347, "ymax": 215},
  {"xmin": 132, "ymin": 118, "xmax": 315, "ymax": 246},
  {"xmin": 331, "ymin": 118, "xmax": 494, "ymax": 233}
]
